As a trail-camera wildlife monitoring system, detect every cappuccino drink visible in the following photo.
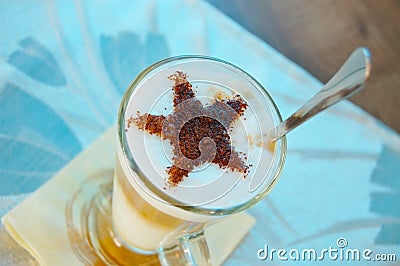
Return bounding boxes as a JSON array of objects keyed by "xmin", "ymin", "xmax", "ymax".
[{"xmin": 112, "ymin": 57, "xmax": 285, "ymax": 253}]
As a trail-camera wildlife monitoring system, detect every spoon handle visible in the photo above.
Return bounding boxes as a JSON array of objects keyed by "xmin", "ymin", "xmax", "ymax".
[{"xmin": 271, "ymin": 47, "xmax": 372, "ymax": 141}]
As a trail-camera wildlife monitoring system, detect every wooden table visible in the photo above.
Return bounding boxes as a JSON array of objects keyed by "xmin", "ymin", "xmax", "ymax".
[{"xmin": 206, "ymin": 0, "xmax": 400, "ymax": 133}]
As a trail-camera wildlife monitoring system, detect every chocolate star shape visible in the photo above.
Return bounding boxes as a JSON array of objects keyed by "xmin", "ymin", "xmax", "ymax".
[{"xmin": 127, "ymin": 71, "xmax": 249, "ymax": 185}]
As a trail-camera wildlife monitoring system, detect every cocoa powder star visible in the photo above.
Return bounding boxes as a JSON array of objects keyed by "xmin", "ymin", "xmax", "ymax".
[{"xmin": 127, "ymin": 71, "xmax": 249, "ymax": 186}]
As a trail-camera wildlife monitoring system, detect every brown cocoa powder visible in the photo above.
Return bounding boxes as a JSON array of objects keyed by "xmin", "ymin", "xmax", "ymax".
[{"xmin": 127, "ymin": 71, "xmax": 249, "ymax": 186}]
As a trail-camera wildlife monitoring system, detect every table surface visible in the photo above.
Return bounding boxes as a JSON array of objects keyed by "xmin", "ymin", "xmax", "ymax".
[
  {"xmin": 206, "ymin": 0, "xmax": 400, "ymax": 133},
  {"xmin": 0, "ymin": 0, "xmax": 399, "ymax": 265}
]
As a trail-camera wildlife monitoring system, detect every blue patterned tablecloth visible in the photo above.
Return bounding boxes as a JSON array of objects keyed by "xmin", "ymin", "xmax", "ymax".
[{"xmin": 1, "ymin": 0, "xmax": 399, "ymax": 265}]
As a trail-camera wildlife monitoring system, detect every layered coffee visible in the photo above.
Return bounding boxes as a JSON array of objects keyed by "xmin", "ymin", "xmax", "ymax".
[{"xmin": 113, "ymin": 58, "xmax": 281, "ymax": 252}]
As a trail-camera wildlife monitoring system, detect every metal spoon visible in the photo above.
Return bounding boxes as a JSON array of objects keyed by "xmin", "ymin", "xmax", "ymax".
[{"xmin": 270, "ymin": 47, "xmax": 372, "ymax": 141}]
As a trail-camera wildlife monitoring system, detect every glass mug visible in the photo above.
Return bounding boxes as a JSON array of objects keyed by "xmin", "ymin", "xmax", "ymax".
[{"xmin": 111, "ymin": 56, "xmax": 286, "ymax": 265}]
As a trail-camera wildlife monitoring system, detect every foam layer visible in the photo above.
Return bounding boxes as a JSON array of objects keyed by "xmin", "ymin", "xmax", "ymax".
[{"xmin": 124, "ymin": 67, "xmax": 278, "ymax": 209}]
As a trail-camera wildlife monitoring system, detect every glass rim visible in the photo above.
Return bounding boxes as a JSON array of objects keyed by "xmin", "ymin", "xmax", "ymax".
[{"xmin": 117, "ymin": 55, "xmax": 287, "ymax": 216}]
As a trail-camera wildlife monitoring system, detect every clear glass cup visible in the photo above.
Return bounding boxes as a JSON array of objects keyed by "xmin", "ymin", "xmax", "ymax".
[{"xmin": 109, "ymin": 56, "xmax": 287, "ymax": 265}]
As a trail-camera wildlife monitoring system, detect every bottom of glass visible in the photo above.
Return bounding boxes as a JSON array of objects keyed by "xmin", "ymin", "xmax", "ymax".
[{"xmin": 65, "ymin": 170, "xmax": 160, "ymax": 265}]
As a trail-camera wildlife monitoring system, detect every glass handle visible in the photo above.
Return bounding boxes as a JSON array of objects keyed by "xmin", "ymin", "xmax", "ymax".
[{"xmin": 158, "ymin": 223, "xmax": 212, "ymax": 266}]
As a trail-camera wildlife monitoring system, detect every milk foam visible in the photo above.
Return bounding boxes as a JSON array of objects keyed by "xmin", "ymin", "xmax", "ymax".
[{"xmin": 123, "ymin": 77, "xmax": 277, "ymax": 209}]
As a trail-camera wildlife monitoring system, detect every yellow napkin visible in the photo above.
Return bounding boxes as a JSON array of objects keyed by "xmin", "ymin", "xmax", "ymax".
[{"xmin": 1, "ymin": 127, "xmax": 255, "ymax": 266}]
